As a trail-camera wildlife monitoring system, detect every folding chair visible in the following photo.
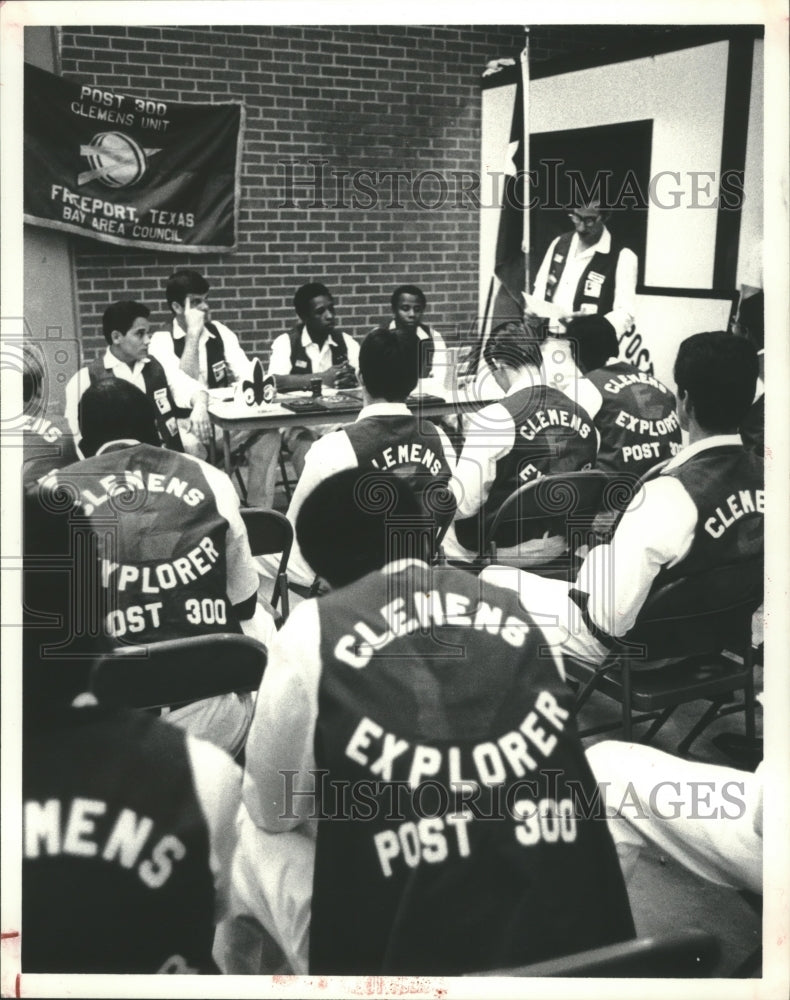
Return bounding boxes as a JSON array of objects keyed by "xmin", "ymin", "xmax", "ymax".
[
  {"xmin": 240, "ymin": 507, "xmax": 293, "ymax": 621},
  {"xmin": 467, "ymin": 929, "xmax": 720, "ymax": 978},
  {"xmin": 566, "ymin": 557, "xmax": 763, "ymax": 755},
  {"xmin": 484, "ymin": 470, "xmax": 637, "ymax": 578},
  {"xmin": 90, "ymin": 632, "xmax": 267, "ymax": 711}
]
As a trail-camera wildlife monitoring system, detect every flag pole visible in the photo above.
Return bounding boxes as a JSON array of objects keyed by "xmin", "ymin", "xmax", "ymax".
[{"xmin": 521, "ymin": 27, "xmax": 530, "ymax": 300}]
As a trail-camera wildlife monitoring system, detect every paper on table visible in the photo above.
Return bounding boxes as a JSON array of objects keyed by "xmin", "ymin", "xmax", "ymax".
[{"xmin": 522, "ymin": 293, "xmax": 567, "ymax": 324}]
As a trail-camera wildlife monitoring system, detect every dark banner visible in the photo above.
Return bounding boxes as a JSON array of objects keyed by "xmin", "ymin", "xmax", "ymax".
[{"xmin": 24, "ymin": 63, "xmax": 244, "ymax": 253}]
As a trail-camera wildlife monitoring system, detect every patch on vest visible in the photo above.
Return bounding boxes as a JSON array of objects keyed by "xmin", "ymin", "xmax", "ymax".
[
  {"xmin": 583, "ymin": 271, "xmax": 605, "ymax": 298},
  {"xmin": 165, "ymin": 417, "xmax": 178, "ymax": 436},
  {"xmin": 553, "ymin": 253, "xmax": 565, "ymax": 263},
  {"xmin": 153, "ymin": 387, "xmax": 171, "ymax": 414},
  {"xmin": 211, "ymin": 360, "xmax": 227, "ymax": 382},
  {"xmin": 294, "ymin": 359, "xmax": 309, "ymax": 369}
]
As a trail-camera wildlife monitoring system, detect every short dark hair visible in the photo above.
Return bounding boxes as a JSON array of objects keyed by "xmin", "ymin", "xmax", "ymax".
[
  {"xmin": 359, "ymin": 328, "xmax": 420, "ymax": 401},
  {"xmin": 78, "ymin": 380, "xmax": 160, "ymax": 457},
  {"xmin": 674, "ymin": 331, "xmax": 758, "ymax": 433},
  {"xmin": 484, "ymin": 320, "xmax": 542, "ymax": 371},
  {"xmin": 391, "ymin": 285, "xmax": 426, "ymax": 311},
  {"xmin": 296, "ymin": 468, "xmax": 424, "ymax": 588},
  {"xmin": 294, "ymin": 283, "xmax": 332, "ymax": 320},
  {"xmin": 562, "ymin": 315, "xmax": 619, "ymax": 374},
  {"xmin": 102, "ymin": 301, "xmax": 150, "ymax": 344},
  {"xmin": 23, "ymin": 486, "xmax": 111, "ymax": 703},
  {"xmin": 166, "ymin": 270, "xmax": 209, "ymax": 310},
  {"xmin": 23, "ymin": 349, "xmax": 45, "ymax": 409}
]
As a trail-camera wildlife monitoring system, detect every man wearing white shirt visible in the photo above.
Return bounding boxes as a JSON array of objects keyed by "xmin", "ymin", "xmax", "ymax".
[
  {"xmin": 381, "ymin": 284, "xmax": 450, "ymax": 395},
  {"xmin": 531, "ymin": 203, "xmax": 638, "ymax": 338},
  {"xmin": 149, "ymin": 269, "xmax": 280, "ymax": 508},
  {"xmin": 65, "ymin": 300, "xmax": 185, "ymax": 456},
  {"xmin": 267, "ymin": 282, "xmax": 360, "ymax": 480},
  {"xmin": 482, "ymin": 332, "xmax": 763, "ymax": 665},
  {"xmin": 268, "ymin": 326, "xmax": 454, "ymax": 588}
]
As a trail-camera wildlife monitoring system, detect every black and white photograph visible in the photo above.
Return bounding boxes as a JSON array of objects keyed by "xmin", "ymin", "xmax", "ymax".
[{"xmin": 1, "ymin": 1, "xmax": 788, "ymax": 997}]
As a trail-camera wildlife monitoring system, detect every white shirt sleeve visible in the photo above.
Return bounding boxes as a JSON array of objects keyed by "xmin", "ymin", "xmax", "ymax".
[
  {"xmin": 450, "ymin": 402, "xmax": 515, "ymax": 519},
  {"xmin": 64, "ymin": 367, "xmax": 90, "ymax": 439},
  {"xmin": 576, "ymin": 475, "xmax": 697, "ymax": 636},
  {"xmin": 214, "ymin": 321, "xmax": 255, "ymax": 383},
  {"xmin": 185, "ymin": 735, "xmax": 243, "ymax": 920},
  {"xmin": 242, "ymin": 599, "xmax": 322, "ymax": 832},
  {"xmin": 267, "ymin": 333, "xmax": 294, "ymax": 378},
  {"xmin": 341, "ymin": 332, "xmax": 360, "ymax": 369},
  {"xmin": 605, "ymin": 247, "xmax": 638, "ymax": 337},
  {"xmin": 532, "ymin": 238, "xmax": 559, "ymax": 300},
  {"xmin": 195, "ymin": 456, "xmax": 260, "ymax": 607},
  {"xmin": 148, "ymin": 329, "xmax": 204, "ymax": 410}
]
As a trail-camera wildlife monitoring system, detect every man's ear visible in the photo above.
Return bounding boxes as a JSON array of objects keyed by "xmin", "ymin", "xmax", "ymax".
[
  {"xmin": 171, "ymin": 299, "xmax": 184, "ymax": 316},
  {"xmin": 677, "ymin": 388, "xmax": 692, "ymax": 427},
  {"xmin": 109, "ymin": 328, "xmax": 123, "ymax": 346}
]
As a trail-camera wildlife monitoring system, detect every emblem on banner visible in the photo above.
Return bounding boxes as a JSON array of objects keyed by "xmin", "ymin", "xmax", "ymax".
[{"xmin": 78, "ymin": 131, "xmax": 161, "ymax": 188}]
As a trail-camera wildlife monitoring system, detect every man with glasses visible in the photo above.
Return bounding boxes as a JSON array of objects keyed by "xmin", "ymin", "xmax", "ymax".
[{"xmin": 531, "ymin": 201, "xmax": 638, "ymax": 338}]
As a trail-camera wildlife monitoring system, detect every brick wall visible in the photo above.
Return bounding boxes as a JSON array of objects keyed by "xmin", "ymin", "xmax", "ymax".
[{"xmin": 59, "ymin": 24, "xmax": 533, "ymax": 363}]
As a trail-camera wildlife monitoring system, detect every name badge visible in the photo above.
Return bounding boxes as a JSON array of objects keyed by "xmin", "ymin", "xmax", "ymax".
[
  {"xmin": 165, "ymin": 417, "xmax": 178, "ymax": 436},
  {"xmin": 295, "ymin": 359, "xmax": 309, "ymax": 369},
  {"xmin": 553, "ymin": 253, "xmax": 565, "ymax": 264},
  {"xmin": 153, "ymin": 387, "xmax": 170, "ymax": 414},
  {"xmin": 211, "ymin": 360, "xmax": 227, "ymax": 383},
  {"xmin": 584, "ymin": 271, "xmax": 605, "ymax": 298}
]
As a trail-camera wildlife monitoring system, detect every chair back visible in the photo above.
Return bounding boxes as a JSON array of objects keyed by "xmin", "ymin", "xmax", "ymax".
[
  {"xmin": 240, "ymin": 507, "xmax": 293, "ymax": 615},
  {"xmin": 485, "ymin": 469, "xmax": 637, "ymax": 556},
  {"xmin": 469, "ymin": 930, "xmax": 720, "ymax": 978},
  {"xmin": 90, "ymin": 632, "xmax": 267, "ymax": 710},
  {"xmin": 624, "ymin": 557, "xmax": 763, "ymax": 658}
]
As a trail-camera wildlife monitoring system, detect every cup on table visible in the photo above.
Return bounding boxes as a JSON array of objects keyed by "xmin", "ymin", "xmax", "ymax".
[{"xmin": 310, "ymin": 376, "xmax": 323, "ymax": 397}]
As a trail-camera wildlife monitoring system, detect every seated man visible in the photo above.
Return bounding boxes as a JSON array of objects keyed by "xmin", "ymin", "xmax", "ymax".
[
  {"xmin": 266, "ymin": 326, "xmax": 455, "ymax": 588},
  {"xmin": 22, "ymin": 488, "xmax": 241, "ymax": 974},
  {"xmin": 221, "ymin": 469, "xmax": 635, "ymax": 975},
  {"xmin": 482, "ymin": 331, "xmax": 763, "ymax": 665},
  {"xmin": 21, "ymin": 349, "xmax": 77, "ymax": 483},
  {"xmin": 65, "ymin": 300, "xmax": 184, "ymax": 455},
  {"xmin": 376, "ymin": 284, "xmax": 451, "ymax": 393},
  {"xmin": 148, "ymin": 269, "xmax": 280, "ymax": 508},
  {"xmin": 41, "ymin": 378, "xmax": 275, "ymax": 755},
  {"xmin": 444, "ymin": 320, "xmax": 597, "ymax": 563},
  {"xmin": 267, "ymin": 282, "xmax": 360, "ymax": 479},
  {"xmin": 564, "ymin": 313, "xmax": 683, "ymax": 478}
]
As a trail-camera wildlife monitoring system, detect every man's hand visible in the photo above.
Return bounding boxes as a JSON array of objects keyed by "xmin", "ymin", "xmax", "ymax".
[
  {"xmin": 329, "ymin": 361, "xmax": 358, "ymax": 389},
  {"xmin": 558, "ymin": 311, "xmax": 586, "ymax": 325},
  {"xmin": 184, "ymin": 296, "xmax": 206, "ymax": 337},
  {"xmin": 189, "ymin": 393, "xmax": 213, "ymax": 446}
]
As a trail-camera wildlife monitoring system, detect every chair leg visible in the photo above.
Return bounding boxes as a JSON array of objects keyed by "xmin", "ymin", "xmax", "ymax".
[
  {"xmin": 621, "ymin": 661, "xmax": 632, "ymax": 741},
  {"xmin": 642, "ymin": 705, "xmax": 678, "ymax": 743},
  {"xmin": 279, "ymin": 449, "xmax": 293, "ymax": 502},
  {"xmin": 677, "ymin": 698, "xmax": 726, "ymax": 756},
  {"xmin": 234, "ymin": 466, "xmax": 249, "ymax": 506},
  {"xmin": 277, "ymin": 573, "xmax": 290, "ymax": 621}
]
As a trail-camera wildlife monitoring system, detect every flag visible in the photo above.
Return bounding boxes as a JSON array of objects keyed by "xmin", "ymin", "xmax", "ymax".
[
  {"xmin": 24, "ymin": 63, "xmax": 244, "ymax": 253},
  {"xmin": 492, "ymin": 44, "xmax": 530, "ymax": 321}
]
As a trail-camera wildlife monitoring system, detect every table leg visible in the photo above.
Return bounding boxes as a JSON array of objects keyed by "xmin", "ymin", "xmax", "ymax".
[
  {"xmin": 222, "ymin": 431, "xmax": 232, "ymax": 477},
  {"xmin": 208, "ymin": 428, "xmax": 217, "ymax": 466}
]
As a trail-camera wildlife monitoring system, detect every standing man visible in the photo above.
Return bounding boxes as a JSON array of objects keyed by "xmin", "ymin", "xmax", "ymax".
[
  {"xmin": 65, "ymin": 300, "xmax": 184, "ymax": 456},
  {"xmin": 149, "ymin": 269, "xmax": 280, "ymax": 508},
  {"xmin": 445, "ymin": 320, "xmax": 597, "ymax": 563},
  {"xmin": 46, "ymin": 378, "xmax": 275, "ymax": 756},
  {"xmin": 224, "ymin": 468, "xmax": 635, "ymax": 974},
  {"xmin": 564, "ymin": 314, "xmax": 682, "ymax": 478},
  {"xmin": 267, "ymin": 282, "xmax": 360, "ymax": 479},
  {"xmin": 531, "ymin": 201, "xmax": 638, "ymax": 338}
]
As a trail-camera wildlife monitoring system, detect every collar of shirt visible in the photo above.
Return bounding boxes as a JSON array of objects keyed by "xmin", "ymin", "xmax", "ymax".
[
  {"xmin": 95, "ymin": 438, "xmax": 140, "ymax": 456},
  {"xmin": 383, "ymin": 558, "xmax": 431, "ymax": 575},
  {"xmin": 104, "ymin": 347, "xmax": 149, "ymax": 377},
  {"xmin": 505, "ymin": 370, "xmax": 545, "ymax": 396},
  {"xmin": 356, "ymin": 401, "xmax": 411, "ymax": 421},
  {"xmin": 388, "ymin": 319, "xmax": 431, "ymax": 341},
  {"xmin": 661, "ymin": 433, "xmax": 744, "ymax": 473},
  {"xmin": 570, "ymin": 226, "xmax": 611, "ymax": 260},
  {"xmin": 301, "ymin": 326, "xmax": 342, "ymax": 371}
]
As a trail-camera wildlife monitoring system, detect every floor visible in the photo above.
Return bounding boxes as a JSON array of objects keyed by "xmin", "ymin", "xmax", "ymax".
[{"xmin": 264, "ymin": 469, "xmax": 764, "ymax": 979}]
